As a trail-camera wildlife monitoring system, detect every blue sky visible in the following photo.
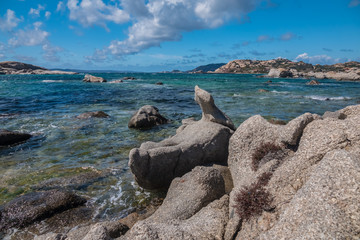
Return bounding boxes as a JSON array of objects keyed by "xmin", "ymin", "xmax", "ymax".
[{"xmin": 0, "ymin": 0, "xmax": 359, "ymax": 72}]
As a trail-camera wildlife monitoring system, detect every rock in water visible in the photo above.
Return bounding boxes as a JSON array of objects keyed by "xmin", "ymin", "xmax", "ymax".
[
  {"xmin": 83, "ymin": 74, "xmax": 106, "ymax": 83},
  {"xmin": 128, "ymin": 105, "xmax": 168, "ymax": 129},
  {"xmin": 0, "ymin": 129, "xmax": 32, "ymax": 146},
  {"xmin": 0, "ymin": 189, "xmax": 86, "ymax": 231},
  {"xmin": 195, "ymin": 85, "xmax": 235, "ymax": 130},
  {"xmin": 306, "ymin": 79, "xmax": 320, "ymax": 85},
  {"xmin": 129, "ymin": 86, "xmax": 234, "ymax": 189},
  {"xmin": 76, "ymin": 111, "xmax": 110, "ymax": 119}
]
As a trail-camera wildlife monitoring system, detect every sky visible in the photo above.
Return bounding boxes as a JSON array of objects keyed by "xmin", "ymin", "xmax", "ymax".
[{"xmin": 0, "ymin": 0, "xmax": 359, "ymax": 72}]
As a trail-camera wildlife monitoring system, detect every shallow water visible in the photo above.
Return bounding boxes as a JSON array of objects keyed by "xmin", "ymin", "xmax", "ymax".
[{"xmin": 1, "ymin": 73, "xmax": 360, "ymax": 233}]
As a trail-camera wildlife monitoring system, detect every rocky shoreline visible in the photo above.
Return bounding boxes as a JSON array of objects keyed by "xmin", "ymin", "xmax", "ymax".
[
  {"xmin": 1, "ymin": 86, "xmax": 359, "ymax": 239},
  {"xmin": 0, "ymin": 61, "xmax": 77, "ymax": 75}
]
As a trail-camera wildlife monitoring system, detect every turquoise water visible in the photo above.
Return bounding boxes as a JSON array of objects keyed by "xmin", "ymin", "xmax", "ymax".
[{"xmin": 1, "ymin": 73, "xmax": 360, "ymax": 222}]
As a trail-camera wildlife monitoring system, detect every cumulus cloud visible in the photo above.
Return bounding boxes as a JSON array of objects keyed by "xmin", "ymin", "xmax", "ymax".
[
  {"xmin": 294, "ymin": 53, "xmax": 350, "ymax": 65},
  {"xmin": 57, "ymin": 1, "xmax": 66, "ymax": 12},
  {"xmin": 99, "ymin": 0, "xmax": 266, "ymax": 59},
  {"xmin": 9, "ymin": 22, "xmax": 49, "ymax": 47},
  {"xmin": 45, "ymin": 11, "xmax": 51, "ymax": 19},
  {"xmin": 29, "ymin": 4, "xmax": 45, "ymax": 17},
  {"xmin": 0, "ymin": 9, "xmax": 22, "ymax": 32},
  {"xmin": 67, "ymin": 0, "xmax": 130, "ymax": 30}
]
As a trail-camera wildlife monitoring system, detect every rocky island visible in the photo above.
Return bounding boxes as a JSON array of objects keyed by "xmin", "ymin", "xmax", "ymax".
[
  {"xmin": 212, "ymin": 58, "xmax": 360, "ymax": 81},
  {"xmin": 0, "ymin": 61, "xmax": 77, "ymax": 75}
]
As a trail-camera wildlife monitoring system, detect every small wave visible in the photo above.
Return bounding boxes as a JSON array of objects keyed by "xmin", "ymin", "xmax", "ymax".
[
  {"xmin": 305, "ymin": 95, "xmax": 351, "ymax": 101},
  {"xmin": 271, "ymin": 90, "xmax": 290, "ymax": 94},
  {"xmin": 42, "ymin": 80, "xmax": 64, "ymax": 83},
  {"xmin": 233, "ymin": 93, "xmax": 243, "ymax": 97}
]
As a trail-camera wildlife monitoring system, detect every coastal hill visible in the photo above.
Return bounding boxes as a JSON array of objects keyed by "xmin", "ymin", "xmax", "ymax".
[
  {"xmin": 213, "ymin": 58, "xmax": 360, "ymax": 81},
  {"xmin": 188, "ymin": 63, "xmax": 226, "ymax": 73},
  {"xmin": 0, "ymin": 61, "xmax": 77, "ymax": 75}
]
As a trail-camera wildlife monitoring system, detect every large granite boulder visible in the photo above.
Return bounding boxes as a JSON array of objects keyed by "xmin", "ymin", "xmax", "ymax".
[
  {"xmin": 83, "ymin": 74, "xmax": 106, "ymax": 83},
  {"xmin": 0, "ymin": 190, "xmax": 86, "ymax": 231},
  {"xmin": 129, "ymin": 86, "xmax": 234, "ymax": 189},
  {"xmin": 128, "ymin": 105, "xmax": 168, "ymax": 129},
  {"xmin": 122, "ymin": 166, "xmax": 229, "ymax": 240},
  {"xmin": 0, "ymin": 129, "xmax": 32, "ymax": 146},
  {"xmin": 225, "ymin": 104, "xmax": 360, "ymax": 239}
]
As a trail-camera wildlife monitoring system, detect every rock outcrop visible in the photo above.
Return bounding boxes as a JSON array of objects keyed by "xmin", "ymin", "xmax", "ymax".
[
  {"xmin": 122, "ymin": 166, "xmax": 229, "ymax": 240},
  {"xmin": 0, "ymin": 190, "xmax": 86, "ymax": 231},
  {"xmin": 76, "ymin": 111, "xmax": 110, "ymax": 119},
  {"xmin": 0, "ymin": 129, "xmax": 32, "ymax": 146},
  {"xmin": 0, "ymin": 61, "xmax": 77, "ymax": 75},
  {"xmin": 129, "ymin": 86, "xmax": 234, "ymax": 189},
  {"xmin": 128, "ymin": 105, "xmax": 168, "ymax": 129},
  {"xmin": 83, "ymin": 74, "xmax": 107, "ymax": 83},
  {"xmin": 306, "ymin": 79, "xmax": 320, "ymax": 85},
  {"xmin": 225, "ymin": 104, "xmax": 360, "ymax": 239}
]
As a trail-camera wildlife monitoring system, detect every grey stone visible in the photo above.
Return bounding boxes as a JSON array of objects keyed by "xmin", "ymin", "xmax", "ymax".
[
  {"xmin": 260, "ymin": 150, "xmax": 360, "ymax": 239},
  {"xmin": 122, "ymin": 166, "xmax": 228, "ymax": 240},
  {"xmin": 0, "ymin": 129, "xmax": 32, "ymax": 146},
  {"xmin": 322, "ymin": 110, "xmax": 347, "ymax": 120},
  {"xmin": 195, "ymin": 85, "xmax": 235, "ymax": 130},
  {"xmin": 128, "ymin": 105, "xmax": 168, "ymax": 129},
  {"xmin": 0, "ymin": 190, "xmax": 86, "ymax": 231},
  {"xmin": 83, "ymin": 74, "xmax": 106, "ymax": 83},
  {"xmin": 129, "ymin": 120, "xmax": 232, "ymax": 189}
]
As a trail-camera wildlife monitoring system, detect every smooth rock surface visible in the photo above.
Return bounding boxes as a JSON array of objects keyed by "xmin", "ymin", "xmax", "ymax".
[
  {"xmin": 122, "ymin": 166, "xmax": 228, "ymax": 240},
  {"xmin": 128, "ymin": 105, "xmax": 168, "ymax": 129},
  {"xmin": 0, "ymin": 190, "xmax": 86, "ymax": 231},
  {"xmin": 0, "ymin": 129, "xmax": 32, "ymax": 146},
  {"xmin": 83, "ymin": 74, "xmax": 106, "ymax": 83}
]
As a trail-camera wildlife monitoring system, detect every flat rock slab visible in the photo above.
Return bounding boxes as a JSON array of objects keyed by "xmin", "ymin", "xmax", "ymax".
[
  {"xmin": 0, "ymin": 189, "xmax": 86, "ymax": 231},
  {"xmin": 0, "ymin": 129, "xmax": 32, "ymax": 146},
  {"xmin": 83, "ymin": 74, "xmax": 106, "ymax": 83}
]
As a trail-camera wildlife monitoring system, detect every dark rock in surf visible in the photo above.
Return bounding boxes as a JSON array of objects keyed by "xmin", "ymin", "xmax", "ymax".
[
  {"xmin": 76, "ymin": 111, "xmax": 110, "ymax": 119},
  {"xmin": 128, "ymin": 105, "xmax": 168, "ymax": 129},
  {"xmin": 0, "ymin": 129, "xmax": 32, "ymax": 146}
]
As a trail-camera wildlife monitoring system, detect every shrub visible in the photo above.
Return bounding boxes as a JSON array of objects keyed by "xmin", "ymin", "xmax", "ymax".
[
  {"xmin": 252, "ymin": 142, "xmax": 282, "ymax": 171},
  {"xmin": 233, "ymin": 176, "xmax": 273, "ymax": 221}
]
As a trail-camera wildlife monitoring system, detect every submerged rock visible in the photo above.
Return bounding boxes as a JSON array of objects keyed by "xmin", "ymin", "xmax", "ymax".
[
  {"xmin": 76, "ymin": 111, "xmax": 110, "ymax": 119},
  {"xmin": 83, "ymin": 74, "xmax": 106, "ymax": 83},
  {"xmin": 258, "ymin": 89, "xmax": 269, "ymax": 93},
  {"xmin": 0, "ymin": 189, "xmax": 86, "ymax": 231},
  {"xmin": 128, "ymin": 105, "xmax": 168, "ymax": 129},
  {"xmin": 129, "ymin": 86, "xmax": 234, "ymax": 189},
  {"xmin": 122, "ymin": 77, "xmax": 136, "ymax": 80},
  {"xmin": 0, "ymin": 129, "xmax": 32, "ymax": 146},
  {"xmin": 122, "ymin": 166, "xmax": 228, "ymax": 240},
  {"xmin": 306, "ymin": 79, "xmax": 320, "ymax": 85}
]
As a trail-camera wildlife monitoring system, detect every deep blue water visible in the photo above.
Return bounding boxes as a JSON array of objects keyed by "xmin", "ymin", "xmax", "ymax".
[{"xmin": 1, "ymin": 73, "xmax": 360, "ymax": 223}]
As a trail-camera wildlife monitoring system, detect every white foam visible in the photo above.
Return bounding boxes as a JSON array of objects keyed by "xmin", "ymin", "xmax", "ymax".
[
  {"xmin": 42, "ymin": 80, "xmax": 64, "ymax": 83},
  {"xmin": 305, "ymin": 95, "xmax": 351, "ymax": 101}
]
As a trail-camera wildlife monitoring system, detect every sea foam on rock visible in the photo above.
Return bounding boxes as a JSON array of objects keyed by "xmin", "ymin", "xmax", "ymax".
[{"xmin": 128, "ymin": 86, "xmax": 234, "ymax": 189}]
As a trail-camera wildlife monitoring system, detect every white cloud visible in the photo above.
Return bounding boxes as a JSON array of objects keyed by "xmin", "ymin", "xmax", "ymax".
[
  {"xmin": 67, "ymin": 0, "xmax": 130, "ymax": 30},
  {"xmin": 29, "ymin": 4, "xmax": 45, "ymax": 17},
  {"xmin": 45, "ymin": 11, "xmax": 51, "ymax": 19},
  {"xmin": 294, "ymin": 53, "xmax": 350, "ymax": 65},
  {"xmin": 349, "ymin": 0, "xmax": 360, "ymax": 7},
  {"xmin": 57, "ymin": 1, "xmax": 66, "ymax": 12},
  {"xmin": 0, "ymin": 9, "xmax": 22, "ymax": 32},
  {"xmin": 42, "ymin": 43, "xmax": 62, "ymax": 62},
  {"xmin": 280, "ymin": 32, "xmax": 297, "ymax": 41},
  {"xmin": 9, "ymin": 22, "xmax": 49, "ymax": 47},
  {"xmin": 97, "ymin": 0, "xmax": 265, "ymax": 59}
]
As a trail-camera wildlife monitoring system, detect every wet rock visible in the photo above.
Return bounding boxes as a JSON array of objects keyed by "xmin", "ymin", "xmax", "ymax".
[
  {"xmin": 306, "ymin": 79, "xmax": 320, "ymax": 85},
  {"xmin": 155, "ymin": 82, "xmax": 163, "ymax": 85},
  {"xmin": 83, "ymin": 74, "xmax": 106, "ymax": 83},
  {"xmin": 122, "ymin": 166, "xmax": 228, "ymax": 240},
  {"xmin": 128, "ymin": 105, "xmax": 168, "ymax": 129},
  {"xmin": 279, "ymin": 69, "xmax": 293, "ymax": 78},
  {"xmin": 109, "ymin": 80, "xmax": 123, "ymax": 83},
  {"xmin": 76, "ymin": 111, "xmax": 110, "ymax": 119},
  {"xmin": 195, "ymin": 85, "xmax": 235, "ymax": 130},
  {"xmin": 0, "ymin": 129, "xmax": 32, "ymax": 146},
  {"xmin": 0, "ymin": 190, "xmax": 86, "ymax": 231},
  {"xmin": 122, "ymin": 77, "xmax": 136, "ymax": 80},
  {"xmin": 258, "ymin": 89, "xmax": 269, "ymax": 93}
]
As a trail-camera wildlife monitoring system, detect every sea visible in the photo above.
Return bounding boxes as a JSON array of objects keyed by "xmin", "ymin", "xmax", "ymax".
[{"xmin": 1, "ymin": 73, "xmax": 360, "ymax": 236}]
